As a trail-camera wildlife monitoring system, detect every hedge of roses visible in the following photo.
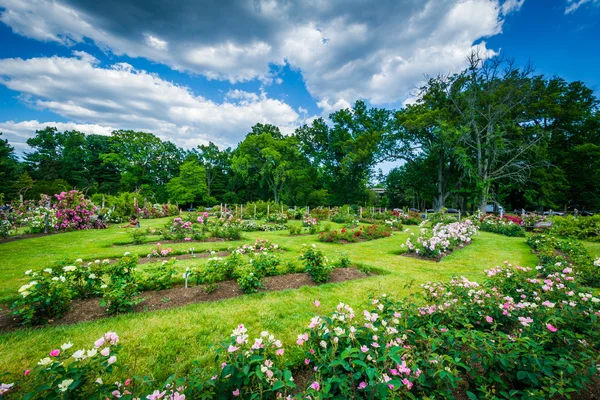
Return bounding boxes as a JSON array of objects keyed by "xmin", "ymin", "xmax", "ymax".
[
  {"xmin": 478, "ymin": 214, "xmax": 525, "ymax": 237},
  {"xmin": 3, "ymin": 262, "xmax": 599, "ymax": 398},
  {"xmin": 404, "ymin": 220, "xmax": 477, "ymax": 258}
]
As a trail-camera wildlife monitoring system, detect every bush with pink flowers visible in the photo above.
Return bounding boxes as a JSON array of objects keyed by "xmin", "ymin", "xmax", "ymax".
[{"xmin": 54, "ymin": 190, "xmax": 97, "ymax": 231}]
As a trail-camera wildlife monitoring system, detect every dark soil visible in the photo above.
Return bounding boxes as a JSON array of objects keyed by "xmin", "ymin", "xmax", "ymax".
[
  {"xmin": 0, "ymin": 268, "xmax": 367, "ymax": 331},
  {"xmin": 400, "ymin": 242, "xmax": 470, "ymax": 262}
]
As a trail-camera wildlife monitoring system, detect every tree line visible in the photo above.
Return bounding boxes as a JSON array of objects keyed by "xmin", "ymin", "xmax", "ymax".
[{"xmin": 1, "ymin": 54, "xmax": 599, "ymax": 212}]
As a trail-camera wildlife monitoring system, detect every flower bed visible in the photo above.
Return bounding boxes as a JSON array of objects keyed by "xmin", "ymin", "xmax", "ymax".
[
  {"xmin": 2, "ymin": 263, "xmax": 599, "ymax": 398},
  {"xmin": 403, "ymin": 220, "xmax": 477, "ymax": 259},
  {"xmin": 7, "ymin": 246, "xmax": 353, "ymax": 327},
  {"xmin": 526, "ymin": 233, "xmax": 599, "ymax": 287},
  {"xmin": 478, "ymin": 214, "xmax": 525, "ymax": 237},
  {"xmin": 318, "ymin": 224, "xmax": 391, "ymax": 243}
]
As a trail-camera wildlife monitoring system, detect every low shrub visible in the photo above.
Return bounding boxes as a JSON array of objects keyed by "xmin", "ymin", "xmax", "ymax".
[
  {"xmin": 251, "ymin": 253, "xmax": 281, "ymax": 277},
  {"xmin": 146, "ymin": 242, "xmax": 173, "ymax": 258},
  {"xmin": 200, "ymin": 256, "xmax": 226, "ymax": 293},
  {"xmin": 139, "ymin": 259, "xmax": 177, "ymax": 291},
  {"xmin": 12, "ymin": 267, "xmax": 73, "ymax": 326},
  {"xmin": 300, "ymin": 244, "xmax": 333, "ymax": 283},
  {"xmin": 127, "ymin": 228, "xmax": 148, "ymax": 244},
  {"xmin": 100, "ymin": 253, "xmax": 140, "ymax": 315},
  {"xmin": 288, "ymin": 224, "xmax": 302, "ymax": 235},
  {"xmin": 236, "ymin": 267, "xmax": 264, "ymax": 293}
]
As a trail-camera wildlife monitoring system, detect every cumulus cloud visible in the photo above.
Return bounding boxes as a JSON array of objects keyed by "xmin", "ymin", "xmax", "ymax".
[
  {"xmin": 0, "ymin": 52, "xmax": 301, "ymax": 151},
  {"xmin": 0, "ymin": 0, "xmax": 523, "ymax": 108}
]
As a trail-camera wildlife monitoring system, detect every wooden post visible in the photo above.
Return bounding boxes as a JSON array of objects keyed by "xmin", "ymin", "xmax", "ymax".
[
  {"xmin": 307, "ymin": 205, "xmax": 310, "ymax": 215},
  {"xmin": 267, "ymin": 204, "xmax": 270, "ymax": 218},
  {"xmin": 254, "ymin": 204, "xmax": 257, "ymax": 220},
  {"xmin": 241, "ymin": 204, "xmax": 243, "ymax": 219},
  {"xmin": 458, "ymin": 209, "xmax": 461, "ymax": 222},
  {"xmin": 102, "ymin": 195, "xmax": 105, "ymax": 209},
  {"xmin": 220, "ymin": 203, "xmax": 223, "ymax": 218},
  {"xmin": 360, "ymin": 207, "xmax": 362, "ymax": 218}
]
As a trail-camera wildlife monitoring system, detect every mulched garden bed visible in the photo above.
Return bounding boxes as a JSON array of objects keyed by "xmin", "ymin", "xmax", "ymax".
[
  {"xmin": 400, "ymin": 242, "xmax": 471, "ymax": 262},
  {"xmin": 0, "ymin": 268, "xmax": 367, "ymax": 332}
]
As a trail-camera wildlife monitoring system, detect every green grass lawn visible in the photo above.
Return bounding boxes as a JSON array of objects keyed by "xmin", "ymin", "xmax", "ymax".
[{"xmin": 0, "ymin": 218, "xmax": 539, "ymax": 381}]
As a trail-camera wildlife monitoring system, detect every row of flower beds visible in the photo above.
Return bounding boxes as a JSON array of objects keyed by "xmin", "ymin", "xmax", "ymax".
[
  {"xmin": 403, "ymin": 220, "xmax": 477, "ymax": 260},
  {"xmin": 10, "ymin": 245, "xmax": 348, "ymax": 327},
  {"xmin": 2, "ymin": 262, "xmax": 599, "ymax": 398},
  {"xmin": 318, "ymin": 224, "xmax": 392, "ymax": 243}
]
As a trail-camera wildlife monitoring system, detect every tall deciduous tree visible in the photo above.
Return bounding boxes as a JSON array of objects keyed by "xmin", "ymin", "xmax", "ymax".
[
  {"xmin": 297, "ymin": 101, "xmax": 391, "ymax": 205},
  {"xmin": 448, "ymin": 53, "xmax": 543, "ymax": 212}
]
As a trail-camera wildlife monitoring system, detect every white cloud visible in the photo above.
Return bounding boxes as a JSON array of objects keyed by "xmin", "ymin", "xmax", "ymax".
[
  {"xmin": 0, "ymin": 0, "xmax": 525, "ymax": 112},
  {"xmin": 565, "ymin": 0, "xmax": 600, "ymax": 13},
  {"xmin": 501, "ymin": 0, "xmax": 525, "ymax": 14},
  {"xmin": 0, "ymin": 53, "xmax": 302, "ymax": 151},
  {"xmin": 0, "ymin": 120, "xmax": 113, "ymax": 154},
  {"xmin": 145, "ymin": 34, "xmax": 168, "ymax": 51}
]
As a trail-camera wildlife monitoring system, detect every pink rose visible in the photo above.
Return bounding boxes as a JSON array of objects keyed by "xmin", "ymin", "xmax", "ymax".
[{"xmin": 49, "ymin": 349, "xmax": 60, "ymax": 357}]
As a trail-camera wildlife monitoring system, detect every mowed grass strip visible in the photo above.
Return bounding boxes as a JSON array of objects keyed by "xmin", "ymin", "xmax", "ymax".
[{"xmin": 0, "ymin": 220, "xmax": 538, "ymax": 380}]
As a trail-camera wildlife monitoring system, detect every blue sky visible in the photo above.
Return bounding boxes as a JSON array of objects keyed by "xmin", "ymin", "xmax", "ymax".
[{"xmin": 0, "ymin": 0, "xmax": 598, "ymax": 159}]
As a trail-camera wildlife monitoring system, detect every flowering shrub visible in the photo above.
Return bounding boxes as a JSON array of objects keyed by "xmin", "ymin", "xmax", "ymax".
[
  {"xmin": 3, "ymin": 264, "xmax": 599, "ymax": 398},
  {"xmin": 250, "ymin": 252, "xmax": 281, "ymax": 277},
  {"xmin": 300, "ymin": 244, "xmax": 333, "ymax": 283},
  {"xmin": 1, "ymin": 332, "xmax": 124, "ymax": 399},
  {"xmin": 0, "ymin": 208, "xmax": 16, "ymax": 237},
  {"xmin": 235, "ymin": 238, "xmax": 280, "ymax": 254},
  {"xmin": 100, "ymin": 253, "xmax": 140, "ymax": 315},
  {"xmin": 302, "ymin": 216, "xmax": 318, "ymax": 228},
  {"xmin": 318, "ymin": 224, "xmax": 391, "ymax": 243},
  {"xmin": 265, "ymin": 213, "xmax": 288, "ymax": 224},
  {"xmin": 163, "ymin": 217, "xmax": 197, "ymax": 240},
  {"xmin": 54, "ymin": 190, "xmax": 97, "ymax": 231},
  {"xmin": 527, "ymin": 233, "xmax": 599, "ymax": 287},
  {"xmin": 297, "ymin": 264, "xmax": 600, "ymax": 398},
  {"xmin": 22, "ymin": 207, "xmax": 58, "ymax": 233},
  {"xmin": 67, "ymin": 259, "xmax": 107, "ymax": 299},
  {"xmin": 478, "ymin": 214, "xmax": 525, "ymax": 237},
  {"xmin": 146, "ymin": 243, "xmax": 173, "ymax": 258},
  {"xmin": 404, "ymin": 220, "xmax": 477, "ymax": 259},
  {"xmin": 236, "ymin": 266, "xmax": 264, "ymax": 293},
  {"xmin": 12, "ymin": 268, "xmax": 72, "ymax": 326},
  {"xmin": 383, "ymin": 218, "xmax": 404, "ymax": 230}
]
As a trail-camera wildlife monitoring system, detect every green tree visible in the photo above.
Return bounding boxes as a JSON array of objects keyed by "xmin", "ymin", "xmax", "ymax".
[
  {"xmin": 166, "ymin": 160, "xmax": 208, "ymax": 206},
  {"xmin": 233, "ymin": 125, "xmax": 299, "ymax": 203},
  {"xmin": 297, "ymin": 101, "xmax": 391, "ymax": 205},
  {"xmin": 0, "ymin": 132, "xmax": 20, "ymax": 200}
]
